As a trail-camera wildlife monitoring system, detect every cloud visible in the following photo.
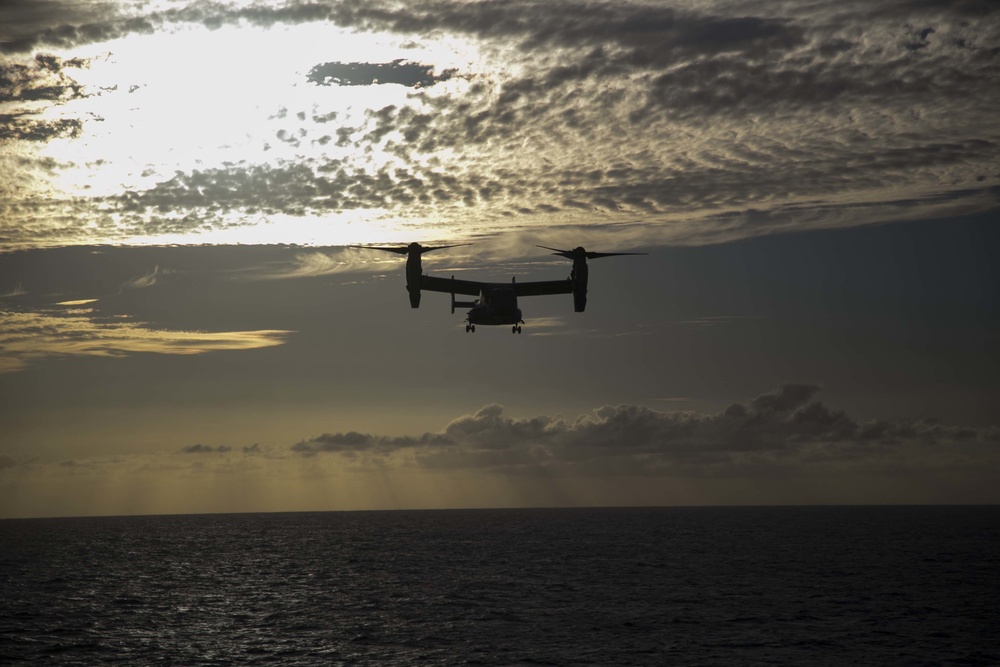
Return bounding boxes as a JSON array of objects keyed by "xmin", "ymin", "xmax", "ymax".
[
  {"xmin": 1, "ymin": 0, "xmax": 997, "ymax": 248},
  {"xmin": 238, "ymin": 247, "xmax": 398, "ymax": 280},
  {"xmin": 291, "ymin": 430, "xmax": 450, "ymax": 457},
  {"xmin": 0, "ymin": 54, "xmax": 90, "ymax": 143},
  {"xmin": 4, "ymin": 384, "xmax": 998, "ymax": 514},
  {"xmin": 0, "ymin": 53, "xmax": 88, "ymax": 100},
  {"xmin": 181, "ymin": 444, "xmax": 232, "ymax": 454},
  {"xmin": 290, "ymin": 384, "xmax": 1000, "ymax": 478},
  {"xmin": 307, "ymin": 59, "xmax": 456, "ymax": 88},
  {"xmin": 118, "ymin": 266, "xmax": 159, "ymax": 292},
  {"xmin": 1, "ymin": 1, "xmax": 380, "ymax": 54},
  {"xmin": 0, "ymin": 304, "xmax": 292, "ymax": 373},
  {"xmin": 0, "ymin": 11, "xmax": 155, "ymax": 54},
  {"xmin": 0, "ymin": 112, "xmax": 83, "ymax": 142},
  {"xmin": 54, "ymin": 298, "xmax": 98, "ymax": 306}
]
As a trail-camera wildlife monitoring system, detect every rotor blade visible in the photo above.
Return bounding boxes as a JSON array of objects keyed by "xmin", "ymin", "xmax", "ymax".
[
  {"xmin": 419, "ymin": 244, "xmax": 471, "ymax": 254},
  {"xmin": 348, "ymin": 245, "xmax": 410, "ymax": 255},
  {"xmin": 349, "ymin": 243, "xmax": 471, "ymax": 256},
  {"xmin": 537, "ymin": 245, "xmax": 647, "ymax": 259},
  {"xmin": 536, "ymin": 245, "xmax": 575, "ymax": 259},
  {"xmin": 585, "ymin": 251, "xmax": 648, "ymax": 259}
]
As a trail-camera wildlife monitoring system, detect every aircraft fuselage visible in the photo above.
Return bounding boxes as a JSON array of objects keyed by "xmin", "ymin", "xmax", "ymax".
[
  {"xmin": 464, "ymin": 286, "xmax": 523, "ymax": 332},
  {"xmin": 466, "ymin": 304, "xmax": 523, "ymax": 326}
]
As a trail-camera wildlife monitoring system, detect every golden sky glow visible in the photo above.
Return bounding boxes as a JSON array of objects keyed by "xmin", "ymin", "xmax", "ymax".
[
  {"xmin": 4, "ymin": 391, "xmax": 998, "ymax": 518},
  {"xmin": 1, "ymin": 1, "xmax": 998, "ymax": 517}
]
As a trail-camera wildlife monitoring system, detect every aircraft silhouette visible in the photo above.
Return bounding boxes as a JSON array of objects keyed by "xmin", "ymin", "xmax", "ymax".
[{"xmin": 351, "ymin": 242, "xmax": 646, "ymax": 333}]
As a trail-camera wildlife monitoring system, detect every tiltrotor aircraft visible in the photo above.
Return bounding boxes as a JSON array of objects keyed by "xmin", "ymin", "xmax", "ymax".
[{"xmin": 351, "ymin": 242, "xmax": 646, "ymax": 333}]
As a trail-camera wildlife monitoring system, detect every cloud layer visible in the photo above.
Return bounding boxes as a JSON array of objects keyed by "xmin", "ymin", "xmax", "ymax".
[
  {"xmin": 1, "ymin": 0, "xmax": 997, "ymax": 248},
  {"xmin": 293, "ymin": 383, "xmax": 1000, "ymax": 479}
]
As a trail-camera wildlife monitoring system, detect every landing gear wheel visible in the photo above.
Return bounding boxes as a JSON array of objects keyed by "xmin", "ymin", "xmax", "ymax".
[
  {"xmin": 471, "ymin": 324, "xmax": 476, "ymax": 333},
  {"xmin": 465, "ymin": 324, "xmax": 471, "ymax": 333},
  {"xmin": 512, "ymin": 325, "xmax": 517, "ymax": 334},
  {"xmin": 517, "ymin": 325, "xmax": 522, "ymax": 334}
]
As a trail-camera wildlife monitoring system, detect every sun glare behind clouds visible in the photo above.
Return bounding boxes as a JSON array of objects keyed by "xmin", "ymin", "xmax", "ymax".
[
  {"xmin": 30, "ymin": 21, "xmax": 485, "ymax": 245},
  {"xmin": 5, "ymin": 0, "xmax": 995, "ymax": 251}
]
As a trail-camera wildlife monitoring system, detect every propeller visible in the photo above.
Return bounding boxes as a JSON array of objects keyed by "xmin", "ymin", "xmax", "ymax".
[
  {"xmin": 537, "ymin": 245, "xmax": 647, "ymax": 260},
  {"xmin": 350, "ymin": 242, "xmax": 470, "ymax": 256},
  {"xmin": 349, "ymin": 242, "xmax": 470, "ymax": 309}
]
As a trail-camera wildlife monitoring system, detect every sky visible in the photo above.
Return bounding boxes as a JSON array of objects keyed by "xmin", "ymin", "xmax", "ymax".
[{"xmin": 1, "ymin": 0, "xmax": 998, "ymax": 518}]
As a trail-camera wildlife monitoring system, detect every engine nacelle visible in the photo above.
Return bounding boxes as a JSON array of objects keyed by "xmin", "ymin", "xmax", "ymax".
[
  {"xmin": 571, "ymin": 259, "xmax": 589, "ymax": 312},
  {"xmin": 538, "ymin": 243, "xmax": 645, "ymax": 314},
  {"xmin": 405, "ymin": 254, "xmax": 422, "ymax": 308},
  {"xmin": 354, "ymin": 241, "xmax": 471, "ymax": 310}
]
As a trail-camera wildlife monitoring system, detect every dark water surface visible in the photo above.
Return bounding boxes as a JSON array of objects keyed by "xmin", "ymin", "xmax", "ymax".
[{"xmin": 2, "ymin": 506, "xmax": 998, "ymax": 665}]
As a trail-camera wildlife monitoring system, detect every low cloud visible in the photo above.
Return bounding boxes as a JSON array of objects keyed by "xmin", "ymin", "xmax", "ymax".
[
  {"xmin": 4, "ymin": 384, "xmax": 998, "ymax": 515},
  {"xmin": 292, "ymin": 384, "xmax": 1000, "ymax": 478},
  {"xmin": 181, "ymin": 444, "xmax": 232, "ymax": 454},
  {"xmin": 292, "ymin": 430, "xmax": 450, "ymax": 457}
]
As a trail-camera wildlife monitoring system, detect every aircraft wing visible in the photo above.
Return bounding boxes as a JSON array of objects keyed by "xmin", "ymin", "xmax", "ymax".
[
  {"xmin": 420, "ymin": 275, "xmax": 484, "ymax": 297},
  {"xmin": 512, "ymin": 279, "xmax": 573, "ymax": 297},
  {"xmin": 420, "ymin": 275, "xmax": 574, "ymax": 298}
]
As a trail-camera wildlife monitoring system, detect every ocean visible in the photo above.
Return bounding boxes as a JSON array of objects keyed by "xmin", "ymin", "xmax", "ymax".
[{"xmin": 1, "ymin": 506, "xmax": 997, "ymax": 665}]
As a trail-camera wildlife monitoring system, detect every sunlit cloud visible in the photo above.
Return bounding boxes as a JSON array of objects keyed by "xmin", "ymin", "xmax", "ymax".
[
  {"xmin": 0, "ymin": 304, "xmax": 292, "ymax": 372},
  {"xmin": 1, "ymin": 0, "xmax": 995, "ymax": 249},
  {"xmin": 117, "ymin": 265, "xmax": 158, "ymax": 291},
  {"xmin": 54, "ymin": 298, "xmax": 99, "ymax": 306},
  {"xmin": 239, "ymin": 247, "xmax": 398, "ymax": 281}
]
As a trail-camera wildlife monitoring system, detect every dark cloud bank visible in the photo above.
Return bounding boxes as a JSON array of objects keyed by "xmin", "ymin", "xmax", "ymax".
[{"xmin": 293, "ymin": 384, "xmax": 1000, "ymax": 480}]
